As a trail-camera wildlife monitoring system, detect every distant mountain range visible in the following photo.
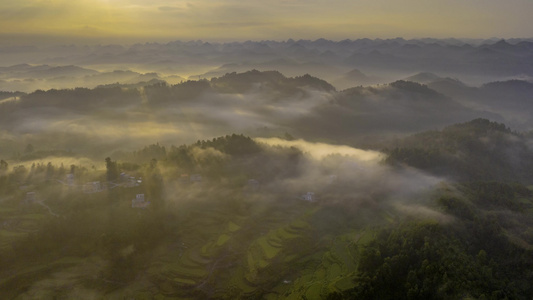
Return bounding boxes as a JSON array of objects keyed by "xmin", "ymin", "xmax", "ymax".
[
  {"xmin": 1, "ymin": 38, "xmax": 532, "ymax": 90},
  {"xmin": 0, "ymin": 64, "xmax": 185, "ymax": 92}
]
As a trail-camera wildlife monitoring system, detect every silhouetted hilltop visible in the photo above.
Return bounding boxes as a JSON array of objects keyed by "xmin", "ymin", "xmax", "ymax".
[
  {"xmin": 404, "ymin": 72, "xmax": 443, "ymax": 83},
  {"xmin": 386, "ymin": 119, "xmax": 533, "ymax": 182},
  {"xmin": 482, "ymin": 79, "xmax": 533, "ymax": 91},
  {"xmin": 0, "ymin": 64, "xmax": 98, "ymax": 80},
  {"xmin": 0, "ymin": 91, "xmax": 25, "ymax": 100},
  {"xmin": 478, "ymin": 80, "xmax": 533, "ymax": 111},
  {"xmin": 291, "ymin": 81, "xmax": 499, "ymax": 140},
  {"xmin": 2, "ymin": 37, "xmax": 533, "ymax": 93},
  {"xmin": 389, "ymin": 80, "xmax": 443, "ymax": 97},
  {"xmin": 343, "ymin": 68, "xmax": 368, "ymax": 80},
  {"xmin": 210, "ymin": 70, "xmax": 335, "ymax": 93},
  {"xmin": 331, "ymin": 68, "xmax": 374, "ymax": 90}
]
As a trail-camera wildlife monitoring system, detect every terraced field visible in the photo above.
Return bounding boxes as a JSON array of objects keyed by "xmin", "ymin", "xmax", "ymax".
[
  {"xmin": 138, "ymin": 197, "xmax": 324, "ymax": 298},
  {"xmin": 0, "ymin": 183, "xmax": 386, "ymax": 299},
  {"xmin": 0, "ymin": 201, "xmax": 50, "ymax": 253}
]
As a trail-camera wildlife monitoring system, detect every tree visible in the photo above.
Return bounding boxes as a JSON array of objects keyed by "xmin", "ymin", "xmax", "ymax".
[
  {"xmin": 146, "ymin": 158, "xmax": 164, "ymax": 210},
  {"xmin": 46, "ymin": 162, "xmax": 54, "ymax": 180},
  {"xmin": 0, "ymin": 160, "xmax": 7, "ymax": 171},
  {"xmin": 24, "ymin": 144, "xmax": 34, "ymax": 154},
  {"xmin": 58, "ymin": 163, "xmax": 66, "ymax": 177},
  {"xmin": 149, "ymin": 158, "xmax": 157, "ymax": 169},
  {"xmin": 105, "ymin": 157, "xmax": 119, "ymax": 181}
]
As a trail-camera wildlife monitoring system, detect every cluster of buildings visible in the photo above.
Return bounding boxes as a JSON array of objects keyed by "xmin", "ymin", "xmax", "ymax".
[
  {"xmin": 21, "ymin": 170, "xmax": 323, "ymax": 210},
  {"xmin": 301, "ymin": 192, "xmax": 315, "ymax": 202},
  {"xmin": 57, "ymin": 173, "xmax": 142, "ymax": 194},
  {"xmin": 120, "ymin": 173, "xmax": 142, "ymax": 187},
  {"xmin": 132, "ymin": 194, "xmax": 150, "ymax": 209}
]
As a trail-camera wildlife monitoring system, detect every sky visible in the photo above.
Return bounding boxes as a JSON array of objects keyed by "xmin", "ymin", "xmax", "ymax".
[{"xmin": 1, "ymin": 0, "xmax": 532, "ymax": 45}]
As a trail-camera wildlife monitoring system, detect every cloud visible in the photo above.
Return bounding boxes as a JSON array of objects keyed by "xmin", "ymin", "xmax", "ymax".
[
  {"xmin": 12, "ymin": 156, "xmax": 100, "ymax": 170},
  {"xmin": 393, "ymin": 203, "xmax": 454, "ymax": 223},
  {"xmin": 255, "ymin": 138, "xmax": 383, "ymax": 161},
  {"xmin": 158, "ymin": 6, "xmax": 183, "ymax": 12},
  {"xmin": 3, "ymin": 0, "xmax": 533, "ymax": 43},
  {"xmin": 255, "ymin": 137, "xmax": 445, "ymax": 221}
]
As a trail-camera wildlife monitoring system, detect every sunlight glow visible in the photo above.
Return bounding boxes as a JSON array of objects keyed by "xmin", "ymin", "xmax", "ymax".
[{"xmin": 0, "ymin": 0, "xmax": 532, "ymax": 44}]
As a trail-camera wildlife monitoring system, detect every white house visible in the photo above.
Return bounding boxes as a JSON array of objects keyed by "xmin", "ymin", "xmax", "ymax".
[
  {"xmin": 120, "ymin": 173, "xmax": 141, "ymax": 188},
  {"xmin": 132, "ymin": 193, "xmax": 150, "ymax": 208},
  {"xmin": 66, "ymin": 174, "xmax": 75, "ymax": 186},
  {"xmin": 302, "ymin": 192, "xmax": 315, "ymax": 202}
]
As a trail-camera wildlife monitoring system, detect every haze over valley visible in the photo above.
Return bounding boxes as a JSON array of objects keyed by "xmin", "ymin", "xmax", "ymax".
[{"xmin": 2, "ymin": 0, "xmax": 533, "ymax": 299}]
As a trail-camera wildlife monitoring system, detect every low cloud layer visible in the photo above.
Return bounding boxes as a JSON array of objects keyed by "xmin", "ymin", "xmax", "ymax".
[
  {"xmin": 255, "ymin": 137, "xmax": 383, "ymax": 161},
  {"xmin": 253, "ymin": 137, "xmax": 446, "ymax": 221}
]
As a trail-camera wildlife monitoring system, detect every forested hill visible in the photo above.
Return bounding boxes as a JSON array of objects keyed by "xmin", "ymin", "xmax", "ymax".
[
  {"xmin": 4, "ymin": 70, "xmax": 331, "ymax": 103},
  {"xmin": 291, "ymin": 81, "xmax": 500, "ymax": 140},
  {"xmin": 2, "ymin": 127, "xmax": 533, "ymax": 298},
  {"xmin": 209, "ymin": 70, "xmax": 335, "ymax": 94},
  {"xmin": 0, "ymin": 70, "xmax": 334, "ymax": 126},
  {"xmin": 0, "ymin": 70, "xmax": 527, "ymax": 165},
  {"xmin": 334, "ymin": 119, "xmax": 533, "ymax": 299},
  {"xmin": 385, "ymin": 118, "xmax": 533, "ymax": 182}
]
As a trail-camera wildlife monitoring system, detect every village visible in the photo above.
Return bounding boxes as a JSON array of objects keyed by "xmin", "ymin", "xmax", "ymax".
[{"xmin": 18, "ymin": 169, "xmax": 327, "ymax": 214}]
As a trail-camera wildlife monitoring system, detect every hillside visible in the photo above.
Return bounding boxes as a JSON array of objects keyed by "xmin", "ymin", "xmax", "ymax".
[
  {"xmin": 1, "ymin": 127, "xmax": 533, "ymax": 298},
  {"xmin": 385, "ymin": 118, "xmax": 533, "ymax": 182},
  {"xmin": 291, "ymin": 81, "xmax": 501, "ymax": 140}
]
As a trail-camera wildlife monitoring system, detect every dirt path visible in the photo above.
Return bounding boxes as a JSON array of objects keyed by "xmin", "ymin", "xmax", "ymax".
[{"xmin": 37, "ymin": 201, "xmax": 60, "ymax": 217}]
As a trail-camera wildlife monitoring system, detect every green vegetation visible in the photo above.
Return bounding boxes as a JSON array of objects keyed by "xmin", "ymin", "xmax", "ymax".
[
  {"xmin": 1, "ymin": 124, "xmax": 533, "ymax": 299},
  {"xmin": 385, "ymin": 119, "xmax": 533, "ymax": 182}
]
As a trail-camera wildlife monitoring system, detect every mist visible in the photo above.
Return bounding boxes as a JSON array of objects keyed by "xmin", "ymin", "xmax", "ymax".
[
  {"xmin": 253, "ymin": 138, "xmax": 444, "ymax": 216},
  {"xmin": 2, "ymin": 38, "xmax": 533, "ymax": 299}
]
